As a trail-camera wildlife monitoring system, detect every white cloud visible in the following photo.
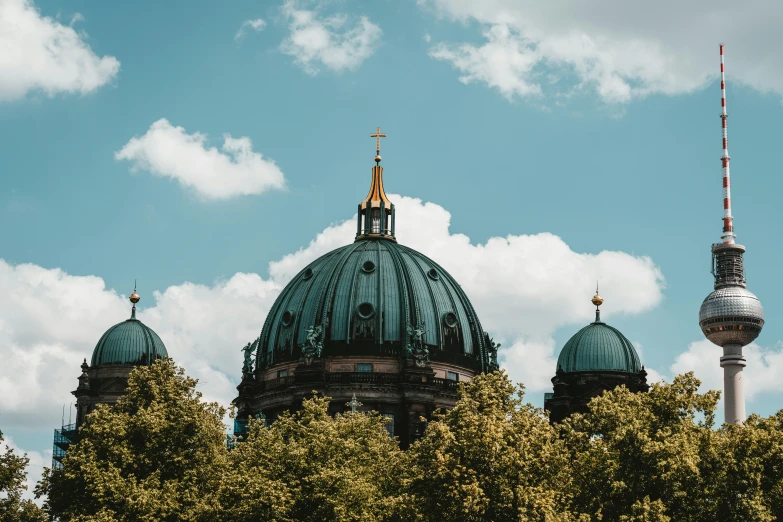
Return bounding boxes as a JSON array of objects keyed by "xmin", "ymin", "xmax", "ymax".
[
  {"xmin": 0, "ymin": 0, "xmax": 119, "ymax": 101},
  {"xmin": 672, "ymin": 339, "xmax": 783, "ymax": 406},
  {"xmin": 115, "ymin": 118, "xmax": 286, "ymax": 200},
  {"xmin": 420, "ymin": 0, "xmax": 783, "ymax": 103},
  {"xmin": 280, "ymin": 0, "xmax": 381, "ymax": 75},
  {"xmin": 139, "ymin": 273, "xmax": 284, "ymax": 406},
  {"xmin": 430, "ymin": 24, "xmax": 542, "ymax": 100},
  {"xmin": 235, "ymin": 18, "xmax": 267, "ymax": 40},
  {"xmin": 0, "ymin": 261, "xmax": 128, "ymax": 430}
]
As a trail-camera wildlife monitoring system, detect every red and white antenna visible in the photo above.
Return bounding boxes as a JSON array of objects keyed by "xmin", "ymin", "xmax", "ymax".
[{"xmin": 719, "ymin": 44, "xmax": 736, "ymax": 244}]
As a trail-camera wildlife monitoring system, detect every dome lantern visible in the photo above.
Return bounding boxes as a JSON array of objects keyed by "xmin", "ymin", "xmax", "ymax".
[{"xmin": 356, "ymin": 127, "xmax": 396, "ymax": 242}]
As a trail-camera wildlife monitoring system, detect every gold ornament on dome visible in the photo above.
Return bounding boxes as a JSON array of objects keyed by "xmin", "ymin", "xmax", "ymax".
[
  {"xmin": 130, "ymin": 282, "xmax": 140, "ymax": 304},
  {"xmin": 591, "ymin": 282, "xmax": 603, "ymax": 308}
]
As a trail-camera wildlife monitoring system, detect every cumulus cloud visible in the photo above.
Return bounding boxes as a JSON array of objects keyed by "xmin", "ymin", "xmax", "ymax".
[
  {"xmin": 671, "ymin": 339, "xmax": 783, "ymax": 406},
  {"xmin": 115, "ymin": 119, "xmax": 286, "ymax": 200},
  {"xmin": 235, "ymin": 18, "xmax": 267, "ymax": 40},
  {"xmin": 0, "ymin": 260, "xmax": 128, "ymax": 430},
  {"xmin": 421, "ymin": 0, "xmax": 783, "ymax": 103},
  {"xmin": 0, "ymin": 0, "xmax": 120, "ymax": 101},
  {"xmin": 280, "ymin": 0, "xmax": 381, "ymax": 75},
  {"xmin": 429, "ymin": 25, "xmax": 542, "ymax": 100},
  {"xmin": 139, "ymin": 274, "xmax": 284, "ymax": 406}
]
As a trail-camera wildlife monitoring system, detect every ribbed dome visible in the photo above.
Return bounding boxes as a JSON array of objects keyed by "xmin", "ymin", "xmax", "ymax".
[
  {"xmin": 256, "ymin": 238, "xmax": 491, "ymax": 372},
  {"xmin": 556, "ymin": 319, "xmax": 641, "ymax": 374},
  {"xmin": 91, "ymin": 316, "xmax": 168, "ymax": 367}
]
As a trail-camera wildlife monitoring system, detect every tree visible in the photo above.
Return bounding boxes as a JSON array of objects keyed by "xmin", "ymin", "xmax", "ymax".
[
  {"xmin": 0, "ymin": 429, "xmax": 46, "ymax": 522},
  {"xmin": 709, "ymin": 411, "xmax": 783, "ymax": 521},
  {"xmin": 558, "ymin": 372, "xmax": 769, "ymax": 522},
  {"xmin": 404, "ymin": 371, "xmax": 586, "ymax": 522},
  {"xmin": 37, "ymin": 359, "xmax": 228, "ymax": 522},
  {"xmin": 221, "ymin": 393, "xmax": 409, "ymax": 522}
]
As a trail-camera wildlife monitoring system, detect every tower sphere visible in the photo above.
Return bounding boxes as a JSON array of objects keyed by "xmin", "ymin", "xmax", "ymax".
[{"xmin": 699, "ymin": 286, "xmax": 764, "ymax": 347}]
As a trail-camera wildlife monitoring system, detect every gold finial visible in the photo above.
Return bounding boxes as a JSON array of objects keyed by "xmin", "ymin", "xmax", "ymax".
[
  {"xmin": 370, "ymin": 127, "xmax": 386, "ymax": 163},
  {"xmin": 130, "ymin": 281, "xmax": 140, "ymax": 304},
  {"xmin": 591, "ymin": 281, "xmax": 603, "ymax": 308}
]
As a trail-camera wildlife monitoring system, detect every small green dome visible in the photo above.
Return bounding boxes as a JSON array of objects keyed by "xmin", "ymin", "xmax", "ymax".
[
  {"xmin": 91, "ymin": 314, "xmax": 168, "ymax": 367},
  {"xmin": 556, "ymin": 318, "xmax": 641, "ymax": 374}
]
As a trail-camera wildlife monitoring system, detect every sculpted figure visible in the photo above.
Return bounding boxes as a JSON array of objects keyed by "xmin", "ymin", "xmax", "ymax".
[
  {"xmin": 406, "ymin": 322, "xmax": 429, "ymax": 367},
  {"xmin": 300, "ymin": 321, "xmax": 327, "ymax": 364}
]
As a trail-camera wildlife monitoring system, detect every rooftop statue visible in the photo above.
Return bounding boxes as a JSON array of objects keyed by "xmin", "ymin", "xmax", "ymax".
[
  {"xmin": 406, "ymin": 323, "xmax": 429, "ymax": 367},
  {"xmin": 301, "ymin": 321, "xmax": 327, "ymax": 365}
]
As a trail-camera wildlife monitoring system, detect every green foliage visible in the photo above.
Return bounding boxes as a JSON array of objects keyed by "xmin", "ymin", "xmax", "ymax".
[
  {"xmin": 37, "ymin": 358, "xmax": 228, "ymax": 522},
  {"xmin": 559, "ymin": 373, "xmax": 721, "ymax": 521},
  {"xmin": 31, "ymin": 364, "xmax": 783, "ymax": 522},
  {"xmin": 222, "ymin": 393, "xmax": 409, "ymax": 522},
  {"xmin": 405, "ymin": 371, "xmax": 585, "ymax": 522},
  {"xmin": 0, "ymin": 429, "xmax": 46, "ymax": 522},
  {"xmin": 559, "ymin": 372, "xmax": 783, "ymax": 521}
]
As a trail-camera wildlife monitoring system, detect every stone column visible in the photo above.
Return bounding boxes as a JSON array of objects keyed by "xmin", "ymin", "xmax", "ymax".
[{"xmin": 720, "ymin": 343, "xmax": 746, "ymax": 425}]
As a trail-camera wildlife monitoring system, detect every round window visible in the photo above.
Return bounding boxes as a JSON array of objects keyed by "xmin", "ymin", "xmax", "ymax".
[
  {"xmin": 362, "ymin": 260, "xmax": 376, "ymax": 273},
  {"xmin": 356, "ymin": 302, "xmax": 376, "ymax": 319},
  {"xmin": 281, "ymin": 310, "xmax": 295, "ymax": 327},
  {"xmin": 427, "ymin": 268, "xmax": 439, "ymax": 281},
  {"xmin": 303, "ymin": 268, "xmax": 314, "ymax": 280},
  {"xmin": 443, "ymin": 312, "xmax": 459, "ymax": 328}
]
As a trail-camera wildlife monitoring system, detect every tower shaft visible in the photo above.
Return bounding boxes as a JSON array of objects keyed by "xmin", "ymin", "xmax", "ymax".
[{"xmin": 721, "ymin": 343, "xmax": 746, "ymax": 424}]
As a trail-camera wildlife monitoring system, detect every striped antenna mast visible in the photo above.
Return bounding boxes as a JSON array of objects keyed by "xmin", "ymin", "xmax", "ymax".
[{"xmin": 719, "ymin": 44, "xmax": 736, "ymax": 244}]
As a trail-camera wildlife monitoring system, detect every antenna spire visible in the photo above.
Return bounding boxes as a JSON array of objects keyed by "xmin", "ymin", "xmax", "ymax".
[{"xmin": 719, "ymin": 44, "xmax": 736, "ymax": 244}]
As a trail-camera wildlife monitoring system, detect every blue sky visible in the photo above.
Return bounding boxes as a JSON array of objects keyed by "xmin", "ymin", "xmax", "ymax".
[{"xmin": 2, "ymin": 0, "xmax": 783, "ymax": 493}]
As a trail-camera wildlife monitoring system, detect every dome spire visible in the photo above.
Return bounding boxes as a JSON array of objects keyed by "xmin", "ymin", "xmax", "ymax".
[
  {"xmin": 591, "ymin": 282, "xmax": 604, "ymax": 323},
  {"xmin": 129, "ymin": 282, "xmax": 140, "ymax": 320},
  {"xmin": 356, "ymin": 127, "xmax": 396, "ymax": 242}
]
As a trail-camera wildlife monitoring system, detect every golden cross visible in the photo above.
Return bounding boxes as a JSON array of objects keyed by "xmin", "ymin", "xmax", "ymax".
[{"xmin": 370, "ymin": 127, "xmax": 386, "ymax": 154}]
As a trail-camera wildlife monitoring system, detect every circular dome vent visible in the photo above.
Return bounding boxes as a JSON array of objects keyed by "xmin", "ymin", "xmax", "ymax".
[
  {"xmin": 362, "ymin": 260, "xmax": 376, "ymax": 273},
  {"xmin": 281, "ymin": 310, "xmax": 295, "ymax": 327},
  {"xmin": 442, "ymin": 312, "xmax": 459, "ymax": 328},
  {"xmin": 356, "ymin": 302, "xmax": 376, "ymax": 319},
  {"xmin": 302, "ymin": 268, "xmax": 314, "ymax": 280},
  {"xmin": 427, "ymin": 268, "xmax": 439, "ymax": 280}
]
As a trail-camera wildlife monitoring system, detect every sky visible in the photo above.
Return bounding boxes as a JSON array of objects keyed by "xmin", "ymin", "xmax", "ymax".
[{"xmin": 2, "ymin": 0, "xmax": 783, "ymax": 498}]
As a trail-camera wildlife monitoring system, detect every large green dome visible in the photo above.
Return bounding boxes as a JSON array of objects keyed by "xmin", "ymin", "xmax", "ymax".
[
  {"xmin": 556, "ymin": 316, "xmax": 641, "ymax": 374},
  {"xmin": 255, "ymin": 237, "xmax": 492, "ymax": 372},
  {"xmin": 91, "ymin": 310, "xmax": 168, "ymax": 367}
]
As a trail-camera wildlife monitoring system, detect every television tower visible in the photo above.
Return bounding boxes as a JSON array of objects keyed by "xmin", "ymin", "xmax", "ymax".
[{"xmin": 698, "ymin": 44, "xmax": 764, "ymax": 425}]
